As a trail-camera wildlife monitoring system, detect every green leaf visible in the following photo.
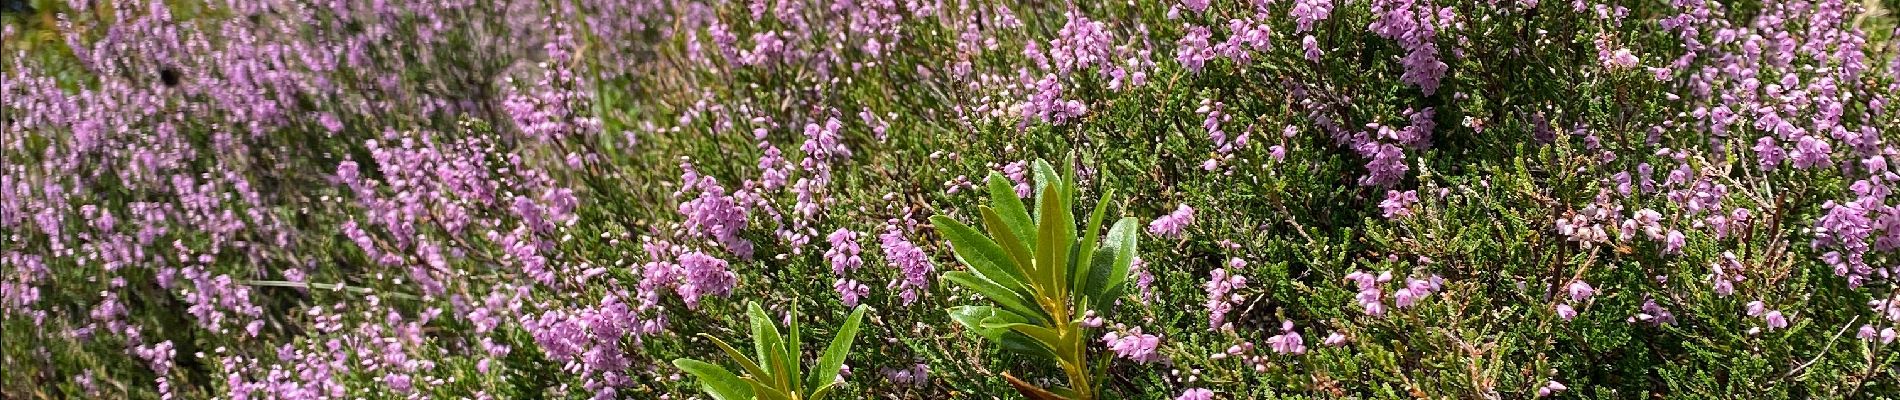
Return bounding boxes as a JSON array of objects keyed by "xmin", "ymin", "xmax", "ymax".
[
  {"xmin": 786, "ymin": 301, "xmax": 803, "ymax": 394},
  {"xmin": 1004, "ymin": 372, "xmax": 1072, "ymax": 400},
  {"xmin": 1084, "ymin": 217, "xmax": 1139, "ymax": 312},
  {"xmin": 748, "ymin": 302, "xmax": 790, "ymax": 390},
  {"xmin": 810, "ymin": 382, "xmax": 838, "ymax": 400},
  {"xmin": 1071, "ymin": 191, "xmax": 1112, "ymax": 300},
  {"xmin": 980, "ymin": 206, "xmax": 1038, "ymax": 285},
  {"xmin": 930, "ymin": 215, "xmax": 1032, "ymax": 293},
  {"xmin": 673, "ymin": 359, "xmax": 754, "ymax": 400},
  {"xmin": 947, "ymin": 305, "xmax": 1028, "ymax": 341},
  {"xmin": 942, "ymin": 271, "xmax": 1045, "ymax": 323},
  {"xmin": 807, "ymin": 305, "xmax": 867, "ymax": 393},
  {"xmin": 1032, "ymin": 159, "xmax": 1064, "ymax": 214},
  {"xmin": 986, "ymin": 172, "xmax": 1037, "ymax": 251},
  {"xmin": 989, "ymin": 321, "xmax": 1069, "ymax": 358},
  {"xmin": 698, "ymin": 334, "xmax": 768, "ymax": 381},
  {"xmin": 744, "ymin": 376, "xmax": 795, "ymax": 400},
  {"xmin": 1034, "ymin": 182, "xmax": 1077, "ymax": 296},
  {"xmin": 999, "ymin": 330, "xmax": 1062, "ymax": 360}
]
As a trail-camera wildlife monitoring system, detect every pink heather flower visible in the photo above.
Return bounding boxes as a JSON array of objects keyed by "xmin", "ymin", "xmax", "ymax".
[
  {"xmin": 834, "ymin": 279, "xmax": 870, "ymax": 307},
  {"xmin": 1791, "ymin": 135, "xmax": 1832, "ymax": 169},
  {"xmin": 880, "ymin": 226, "xmax": 935, "ymax": 305},
  {"xmin": 1379, "ymin": 190, "xmax": 1420, "ymax": 219},
  {"xmin": 1177, "ymin": 388, "xmax": 1214, "ymax": 400},
  {"xmin": 1663, "ymin": 230, "xmax": 1686, "ymax": 254},
  {"xmin": 882, "ymin": 363, "xmax": 929, "ymax": 386},
  {"xmin": 1180, "ymin": 0, "xmax": 1209, "ymax": 13},
  {"xmin": 1601, "ymin": 48, "xmax": 1638, "ymax": 70},
  {"xmin": 1745, "ymin": 300, "xmax": 1766, "ymax": 317},
  {"xmin": 1291, "ymin": 0, "xmax": 1334, "ymax": 33},
  {"xmin": 1301, "ymin": 35, "xmax": 1323, "ymax": 61},
  {"xmin": 1205, "ymin": 268, "xmax": 1248, "ymax": 328},
  {"xmin": 677, "ymin": 252, "xmax": 737, "ymax": 308},
  {"xmin": 1536, "ymin": 381, "xmax": 1567, "ymax": 397},
  {"xmin": 1763, "ymin": 311, "xmax": 1788, "ymax": 330},
  {"xmin": 1149, "ymin": 204, "xmax": 1195, "ymax": 238},
  {"xmin": 1323, "ymin": 332, "xmax": 1349, "ymax": 346},
  {"xmin": 1265, "ymin": 321, "xmax": 1306, "ymax": 354},
  {"xmin": 1566, "ymin": 280, "xmax": 1595, "ymax": 302},
  {"xmin": 1393, "ymin": 287, "xmax": 1420, "ymax": 308},
  {"xmin": 1003, "ymin": 161, "xmax": 1033, "ymax": 198},
  {"xmin": 1858, "ymin": 325, "xmax": 1878, "ymax": 341},
  {"xmin": 826, "ymin": 228, "xmax": 864, "ymax": 275},
  {"xmin": 1176, "ymin": 26, "xmax": 1215, "ymax": 74},
  {"xmin": 1081, "ymin": 310, "xmax": 1105, "ymax": 328},
  {"xmin": 1753, "ymin": 136, "xmax": 1785, "ymax": 170},
  {"xmin": 1555, "ymin": 304, "xmax": 1578, "ymax": 321},
  {"xmin": 1101, "ymin": 328, "xmax": 1163, "ymax": 363},
  {"xmin": 1632, "ymin": 296, "xmax": 1677, "ymax": 326}
]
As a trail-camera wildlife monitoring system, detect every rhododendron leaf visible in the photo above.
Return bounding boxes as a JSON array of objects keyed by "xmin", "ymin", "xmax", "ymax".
[
  {"xmin": 980, "ymin": 206, "xmax": 1038, "ymax": 284},
  {"xmin": 744, "ymin": 376, "xmax": 794, "ymax": 400},
  {"xmin": 673, "ymin": 359, "xmax": 753, "ymax": 400},
  {"xmin": 1084, "ymin": 218, "xmax": 1138, "ymax": 311},
  {"xmin": 987, "ymin": 172, "xmax": 1037, "ymax": 250},
  {"xmin": 807, "ymin": 305, "xmax": 866, "ymax": 394},
  {"xmin": 698, "ymin": 333, "xmax": 768, "ymax": 381},
  {"xmin": 948, "ymin": 305, "xmax": 1027, "ymax": 340},
  {"xmin": 785, "ymin": 301, "xmax": 802, "ymax": 393},
  {"xmin": 991, "ymin": 321, "xmax": 1068, "ymax": 357},
  {"xmin": 1035, "ymin": 182, "xmax": 1076, "ymax": 297},
  {"xmin": 998, "ymin": 331, "xmax": 1061, "ymax": 360},
  {"xmin": 932, "ymin": 215, "xmax": 1031, "ymax": 292},
  {"xmin": 1032, "ymin": 159, "xmax": 1065, "ymax": 213},
  {"xmin": 747, "ymin": 302, "xmax": 790, "ymax": 389},
  {"xmin": 1072, "ymin": 192, "xmax": 1113, "ymax": 299},
  {"xmin": 1004, "ymin": 371, "xmax": 1071, "ymax": 400},
  {"xmin": 943, "ymin": 271, "xmax": 1044, "ymax": 323},
  {"xmin": 809, "ymin": 382, "xmax": 838, "ymax": 400}
]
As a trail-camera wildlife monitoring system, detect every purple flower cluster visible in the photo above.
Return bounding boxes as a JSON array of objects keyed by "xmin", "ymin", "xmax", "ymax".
[
  {"xmin": 1344, "ymin": 270, "xmax": 1443, "ymax": 316},
  {"xmin": 1101, "ymin": 325, "xmax": 1164, "ymax": 364},
  {"xmin": 1150, "ymin": 204, "xmax": 1197, "ymax": 238},
  {"xmin": 880, "ymin": 224, "xmax": 934, "ymax": 305},
  {"xmin": 1204, "ymin": 258, "xmax": 1249, "ymax": 329},
  {"xmin": 826, "ymin": 229, "xmax": 871, "ymax": 306}
]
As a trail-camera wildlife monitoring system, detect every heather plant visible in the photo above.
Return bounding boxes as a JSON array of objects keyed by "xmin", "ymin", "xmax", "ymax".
[
  {"xmin": 933, "ymin": 158, "xmax": 1138, "ymax": 400},
  {"xmin": 2, "ymin": 0, "xmax": 1899, "ymax": 399},
  {"xmin": 673, "ymin": 301, "xmax": 868, "ymax": 400}
]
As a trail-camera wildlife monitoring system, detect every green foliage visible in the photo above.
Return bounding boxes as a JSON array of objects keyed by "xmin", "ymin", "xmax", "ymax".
[
  {"xmin": 934, "ymin": 157, "xmax": 1139, "ymax": 400},
  {"xmin": 674, "ymin": 302, "xmax": 869, "ymax": 400}
]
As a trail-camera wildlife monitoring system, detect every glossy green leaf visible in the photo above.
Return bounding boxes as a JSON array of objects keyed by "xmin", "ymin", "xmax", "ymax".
[
  {"xmin": 1034, "ymin": 182, "xmax": 1076, "ymax": 296},
  {"xmin": 948, "ymin": 305, "xmax": 1031, "ymax": 340},
  {"xmin": 1032, "ymin": 159, "xmax": 1064, "ymax": 214},
  {"xmin": 810, "ymin": 382, "xmax": 838, "ymax": 400},
  {"xmin": 747, "ymin": 302, "xmax": 790, "ymax": 389},
  {"xmin": 673, "ymin": 359, "xmax": 754, "ymax": 400},
  {"xmin": 785, "ymin": 301, "xmax": 802, "ymax": 394},
  {"xmin": 980, "ymin": 206, "xmax": 1038, "ymax": 285},
  {"xmin": 931, "ymin": 215, "xmax": 1032, "ymax": 293},
  {"xmin": 807, "ymin": 305, "xmax": 867, "ymax": 393},
  {"xmin": 986, "ymin": 172, "xmax": 1037, "ymax": 251},
  {"xmin": 1005, "ymin": 372, "xmax": 1072, "ymax": 400},
  {"xmin": 943, "ymin": 271, "xmax": 1045, "ymax": 323},
  {"xmin": 1084, "ymin": 218, "xmax": 1139, "ymax": 311},
  {"xmin": 698, "ymin": 334, "xmax": 768, "ymax": 381},
  {"xmin": 1072, "ymin": 192, "xmax": 1112, "ymax": 299},
  {"xmin": 988, "ymin": 320, "xmax": 1068, "ymax": 358},
  {"xmin": 744, "ymin": 376, "xmax": 794, "ymax": 400}
]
